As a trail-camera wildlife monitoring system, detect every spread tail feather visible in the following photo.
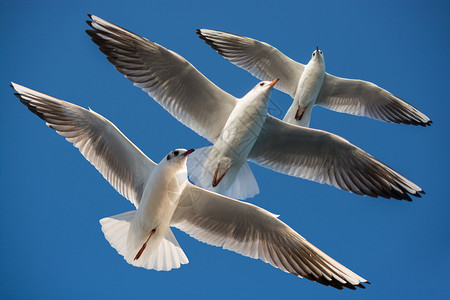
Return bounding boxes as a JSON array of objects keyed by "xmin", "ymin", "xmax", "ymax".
[
  {"xmin": 100, "ymin": 211, "xmax": 134, "ymax": 257},
  {"xmin": 100, "ymin": 211, "xmax": 189, "ymax": 271},
  {"xmin": 187, "ymin": 146, "xmax": 259, "ymax": 200}
]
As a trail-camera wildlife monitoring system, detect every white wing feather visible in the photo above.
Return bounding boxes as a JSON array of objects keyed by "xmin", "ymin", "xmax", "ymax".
[
  {"xmin": 171, "ymin": 183, "xmax": 368, "ymax": 290},
  {"xmin": 197, "ymin": 29, "xmax": 304, "ymax": 97},
  {"xmin": 249, "ymin": 116, "xmax": 423, "ymax": 200},
  {"xmin": 87, "ymin": 15, "xmax": 237, "ymax": 142},
  {"xmin": 316, "ymin": 73, "xmax": 432, "ymax": 126},
  {"xmin": 198, "ymin": 29, "xmax": 431, "ymax": 126},
  {"xmin": 12, "ymin": 82, "xmax": 155, "ymax": 207}
]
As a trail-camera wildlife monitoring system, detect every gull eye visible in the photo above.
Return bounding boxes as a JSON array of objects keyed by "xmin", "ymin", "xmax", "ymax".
[
  {"xmin": 313, "ymin": 52, "xmax": 316, "ymax": 56},
  {"xmin": 319, "ymin": 51, "xmax": 323, "ymax": 54},
  {"xmin": 167, "ymin": 154, "xmax": 171, "ymax": 161},
  {"xmin": 174, "ymin": 150, "xmax": 179, "ymax": 156},
  {"xmin": 259, "ymin": 82, "xmax": 264, "ymax": 86}
]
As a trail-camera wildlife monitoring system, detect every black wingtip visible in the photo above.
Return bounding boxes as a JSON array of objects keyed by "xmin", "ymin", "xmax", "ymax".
[
  {"xmin": 195, "ymin": 29, "xmax": 204, "ymax": 38},
  {"xmin": 196, "ymin": 33, "xmax": 224, "ymax": 55},
  {"xmin": 416, "ymin": 119, "xmax": 432, "ymax": 127},
  {"xmin": 342, "ymin": 281, "xmax": 357, "ymax": 290},
  {"xmin": 421, "ymin": 119, "xmax": 433, "ymax": 126},
  {"xmin": 87, "ymin": 13, "xmax": 93, "ymax": 19},
  {"xmin": 425, "ymin": 120, "xmax": 433, "ymax": 126},
  {"xmin": 405, "ymin": 194, "xmax": 413, "ymax": 202},
  {"xmin": 86, "ymin": 29, "xmax": 96, "ymax": 39},
  {"xmin": 304, "ymin": 272, "xmax": 369, "ymax": 290},
  {"xmin": 197, "ymin": 33, "xmax": 207, "ymax": 41},
  {"xmin": 408, "ymin": 189, "xmax": 425, "ymax": 200},
  {"xmin": 12, "ymin": 91, "xmax": 45, "ymax": 121},
  {"xmin": 356, "ymin": 283, "xmax": 366, "ymax": 289}
]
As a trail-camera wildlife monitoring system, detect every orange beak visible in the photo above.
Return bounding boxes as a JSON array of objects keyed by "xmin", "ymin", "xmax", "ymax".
[
  {"xmin": 183, "ymin": 149, "xmax": 195, "ymax": 157},
  {"xmin": 269, "ymin": 78, "xmax": 279, "ymax": 87}
]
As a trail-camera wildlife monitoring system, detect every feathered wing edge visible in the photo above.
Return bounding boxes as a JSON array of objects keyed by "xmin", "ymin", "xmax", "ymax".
[
  {"xmin": 172, "ymin": 184, "xmax": 369, "ymax": 290},
  {"xmin": 10, "ymin": 82, "xmax": 156, "ymax": 208}
]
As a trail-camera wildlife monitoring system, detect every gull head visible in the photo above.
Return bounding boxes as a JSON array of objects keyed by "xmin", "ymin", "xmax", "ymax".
[
  {"xmin": 240, "ymin": 78, "xmax": 279, "ymax": 106},
  {"xmin": 247, "ymin": 78, "xmax": 279, "ymax": 98},
  {"xmin": 239, "ymin": 78, "xmax": 279, "ymax": 109},
  {"xmin": 311, "ymin": 46, "xmax": 324, "ymax": 61},
  {"xmin": 160, "ymin": 148, "xmax": 195, "ymax": 167}
]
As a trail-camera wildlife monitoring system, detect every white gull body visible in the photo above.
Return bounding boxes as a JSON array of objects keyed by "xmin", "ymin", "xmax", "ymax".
[
  {"xmin": 284, "ymin": 47, "xmax": 325, "ymax": 127},
  {"xmin": 12, "ymin": 82, "xmax": 369, "ymax": 289},
  {"xmin": 86, "ymin": 15, "xmax": 424, "ymax": 201},
  {"xmin": 197, "ymin": 29, "xmax": 432, "ymax": 127},
  {"xmin": 188, "ymin": 79, "xmax": 277, "ymax": 198}
]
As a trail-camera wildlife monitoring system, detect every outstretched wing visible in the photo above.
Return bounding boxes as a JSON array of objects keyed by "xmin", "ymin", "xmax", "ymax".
[
  {"xmin": 249, "ymin": 116, "xmax": 424, "ymax": 201},
  {"xmin": 171, "ymin": 183, "xmax": 368, "ymax": 290},
  {"xmin": 316, "ymin": 73, "xmax": 432, "ymax": 126},
  {"xmin": 11, "ymin": 83, "xmax": 155, "ymax": 207},
  {"xmin": 197, "ymin": 29, "xmax": 303, "ymax": 97},
  {"xmin": 87, "ymin": 15, "xmax": 237, "ymax": 142}
]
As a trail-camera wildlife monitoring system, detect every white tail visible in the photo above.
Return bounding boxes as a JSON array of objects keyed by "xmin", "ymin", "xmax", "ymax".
[
  {"xmin": 100, "ymin": 211, "xmax": 189, "ymax": 271},
  {"xmin": 100, "ymin": 211, "xmax": 135, "ymax": 257},
  {"xmin": 187, "ymin": 146, "xmax": 259, "ymax": 200}
]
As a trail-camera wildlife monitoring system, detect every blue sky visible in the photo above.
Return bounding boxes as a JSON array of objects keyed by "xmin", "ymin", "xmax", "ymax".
[{"xmin": 1, "ymin": 0, "xmax": 449, "ymax": 299}]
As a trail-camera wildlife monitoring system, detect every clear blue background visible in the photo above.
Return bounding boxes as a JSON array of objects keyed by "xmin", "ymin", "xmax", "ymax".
[{"xmin": 1, "ymin": 0, "xmax": 449, "ymax": 299}]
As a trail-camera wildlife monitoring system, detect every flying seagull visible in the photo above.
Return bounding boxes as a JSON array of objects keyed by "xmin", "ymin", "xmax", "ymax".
[
  {"xmin": 86, "ymin": 15, "xmax": 423, "ymax": 201},
  {"xmin": 11, "ymin": 82, "xmax": 368, "ymax": 290},
  {"xmin": 197, "ymin": 29, "xmax": 432, "ymax": 127}
]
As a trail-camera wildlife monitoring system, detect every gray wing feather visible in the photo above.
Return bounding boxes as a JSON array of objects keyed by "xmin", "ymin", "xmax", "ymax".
[
  {"xmin": 171, "ymin": 184, "xmax": 368, "ymax": 290},
  {"xmin": 11, "ymin": 83, "xmax": 155, "ymax": 207},
  {"xmin": 316, "ymin": 74, "xmax": 432, "ymax": 126},
  {"xmin": 248, "ymin": 116, "xmax": 423, "ymax": 200},
  {"xmin": 87, "ymin": 15, "xmax": 237, "ymax": 142},
  {"xmin": 197, "ymin": 29, "xmax": 303, "ymax": 97}
]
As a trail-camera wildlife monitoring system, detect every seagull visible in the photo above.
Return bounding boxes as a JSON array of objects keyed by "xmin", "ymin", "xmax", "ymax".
[
  {"xmin": 197, "ymin": 29, "xmax": 432, "ymax": 127},
  {"xmin": 86, "ymin": 15, "xmax": 424, "ymax": 201},
  {"xmin": 11, "ymin": 83, "xmax": 369, "ymax": 290}
]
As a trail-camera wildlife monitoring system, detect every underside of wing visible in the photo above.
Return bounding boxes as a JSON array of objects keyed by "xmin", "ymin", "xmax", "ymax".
[
  {"xmin": 316, "ymin": 74, "xmax": 432, "ymax": 126},
  {"xmin": 87, "ymin": 15, "xmax": 237, "ymax": 142},
  {"xmin": 197, "ymin": 29, "xmax": 304, "ymax": 97},
  {"xmin": 249, "ymin": 116, "xmax": 424, "ymax": 201},
  {"xmin": 11, "ymin": 82, "xmax": 155, "ymax": 207},
  {"xmin": 171, "ymin": 184, "xmax": 368, "ymax": 290}
]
